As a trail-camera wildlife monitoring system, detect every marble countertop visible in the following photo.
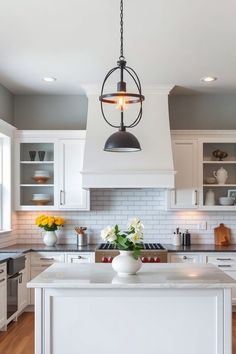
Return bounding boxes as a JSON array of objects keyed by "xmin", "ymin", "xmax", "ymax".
[{"xmin": 27, "ymin": 263, "xmax": 236, "ymax": 289}]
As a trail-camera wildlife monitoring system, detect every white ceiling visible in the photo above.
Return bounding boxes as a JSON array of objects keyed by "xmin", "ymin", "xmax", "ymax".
[{"xmin": 0, "ymin": 0, "xmax": 235, "ymax": 94}]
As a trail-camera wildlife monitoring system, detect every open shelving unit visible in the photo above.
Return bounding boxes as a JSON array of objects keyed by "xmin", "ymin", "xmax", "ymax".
[
  {"xmin": 202, "ymin": 142, "xmax": 236, "ymax": 209},
  {"xmin": 19, "ymin": 142, "xmax": 55, "ymax": 208}
]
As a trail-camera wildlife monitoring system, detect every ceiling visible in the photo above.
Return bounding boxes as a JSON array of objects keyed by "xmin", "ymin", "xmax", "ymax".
[{"xmin": 0, "ymin": 0, "xmax": 235, "ymax": 95}]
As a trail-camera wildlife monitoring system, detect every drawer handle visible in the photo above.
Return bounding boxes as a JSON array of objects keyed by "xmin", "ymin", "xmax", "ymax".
[
  {"xmin": 183, "ymin": 256, "xmax": 192, "ymax": 260},
  {"xmin": 0, "ymin": 278, "xmax": 5, "ymax": 283},
  {"xmin": 218, "ymin": 265, "xmax": 231, "ymax": 268},
  {"xmin": 216, "ymin": 258, "xmax": 232, "ymax": 261},
  {"xmin": 40, "ymin": 258, "xmax": 54, "ymax": 261},
  {"xmin": 0, "ymin": 270, "xmax": 4, "ymax": 274}
]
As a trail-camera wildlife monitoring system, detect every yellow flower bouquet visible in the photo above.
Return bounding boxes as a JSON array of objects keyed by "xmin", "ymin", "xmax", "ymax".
[{"xmin": 35, "ymin": 215, "xmax": 65, "ymax": 232}]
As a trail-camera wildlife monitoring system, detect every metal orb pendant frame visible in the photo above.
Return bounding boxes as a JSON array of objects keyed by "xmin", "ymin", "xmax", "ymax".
[{"xmin": 99, "ymin": 0, "xmax": 145, "ymax": 152}]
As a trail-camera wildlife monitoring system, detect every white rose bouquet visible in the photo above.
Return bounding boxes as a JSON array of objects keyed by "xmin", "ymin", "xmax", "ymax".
[{"xmin": 101, "ymin": 218, "xmax": 144, "ymax": 258}]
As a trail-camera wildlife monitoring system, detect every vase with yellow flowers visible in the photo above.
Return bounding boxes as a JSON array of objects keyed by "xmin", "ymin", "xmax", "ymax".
[{"xmin": 35, "ymin": 215, "xmax": 65, "ymax": 246}]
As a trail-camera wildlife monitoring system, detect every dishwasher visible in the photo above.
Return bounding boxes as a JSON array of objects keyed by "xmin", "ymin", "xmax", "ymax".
[{"xmin": 6, "ymin": 255, "xmax": 25, "ymax": 319}]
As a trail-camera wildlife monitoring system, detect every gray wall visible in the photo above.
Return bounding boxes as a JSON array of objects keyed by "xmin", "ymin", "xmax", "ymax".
[
  {"xmin": 0, "ymin": 84, "xmax": 14, "ymax": 124},
  {"xmin": 14, "ymin": 95, "xmax": 87, "ymax": 130},
  {"xmin": 10, "ymin": 92, "xmax": 236, "ymax": 130},
  {"xmin": 169, "ymin": 94, "xmax": 236, "ymax": 130}
]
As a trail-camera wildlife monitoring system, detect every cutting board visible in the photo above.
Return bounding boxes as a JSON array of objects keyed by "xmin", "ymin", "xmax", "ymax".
[{"xmin": 214, "ymin": 223, "xmax": 231, "ymax": 246}]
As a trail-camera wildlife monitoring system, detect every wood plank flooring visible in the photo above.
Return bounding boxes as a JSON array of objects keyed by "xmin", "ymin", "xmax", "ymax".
[{"xmin": 0, "ymin": 312, "xmax": 236, "ymax": 354}]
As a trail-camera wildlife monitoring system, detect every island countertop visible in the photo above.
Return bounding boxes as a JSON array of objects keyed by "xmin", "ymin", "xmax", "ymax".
[{"xmin": 27, "ymin": 263, "xmax": 236, "ymax": 289}]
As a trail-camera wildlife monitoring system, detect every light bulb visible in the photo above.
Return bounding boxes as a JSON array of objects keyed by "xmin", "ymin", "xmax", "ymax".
[{"xmin": 115, "ymin": 95, "xmax": 127, "ymax": 110}]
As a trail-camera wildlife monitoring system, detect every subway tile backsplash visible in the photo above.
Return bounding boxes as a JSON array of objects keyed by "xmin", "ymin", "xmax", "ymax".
[{"xmin": 11, "ymin": 189, "xmax": 236, "ymax": 245}]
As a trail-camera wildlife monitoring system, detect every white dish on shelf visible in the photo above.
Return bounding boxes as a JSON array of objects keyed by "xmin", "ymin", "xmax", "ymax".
[
  {"xmin": 219, "ymin": 197, "xmax": 234, "ymax": 206},
  {"xmin": 32, "ymin": 193, "xmax": 50, "ymax": 201},
  {"xmin": 34, "ymin": 170, "xmax": 50, "ymax": 177}
]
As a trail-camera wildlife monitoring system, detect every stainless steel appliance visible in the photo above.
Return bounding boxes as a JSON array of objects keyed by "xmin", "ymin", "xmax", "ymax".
[
  {"xmin": 95, "ymin": 243, "xmax": 167, "ymax": 263},
  {"xmin": 7, "ymin": 255, "xmax": 25, "ymax": 319}
]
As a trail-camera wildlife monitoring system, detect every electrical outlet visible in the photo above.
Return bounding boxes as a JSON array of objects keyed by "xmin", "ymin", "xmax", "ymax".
[{"xmin": 198, "ymin": 221, "xmax": 207, "ymax": 230}]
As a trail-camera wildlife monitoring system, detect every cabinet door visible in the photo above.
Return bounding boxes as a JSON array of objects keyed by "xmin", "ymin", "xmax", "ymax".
[
  {"xmin": 0, "ymin": 279, "xmax": 7, "ymax": 329},
  {"xmin": 58, "ymin": 139, "xmax": 90, "ymax": 210},
  {"xmin": 223, "ymin": 271, "xmax": 236, "ymax": 305},
  {"xmin": 170, "ymin": 140, "xmax": 198, "ymax": 209}
]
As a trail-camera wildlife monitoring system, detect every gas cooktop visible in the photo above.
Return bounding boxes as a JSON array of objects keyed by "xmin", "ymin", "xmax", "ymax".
[{"xmin": 98, "ymin": 243, "xmax": 166, "ymax": 250}]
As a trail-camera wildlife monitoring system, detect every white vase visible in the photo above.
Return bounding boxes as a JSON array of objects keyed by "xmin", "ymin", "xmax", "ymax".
[
  {"xmin": 213, "ymin": 167, "xmax": 228, "ymax": 184},
  {"xmin": 112, "ymin": 251, "xmax": 142, "ymax": 276},
  {"xmin": 43, "ymin": 231, "xmax": 57, "ymax": 246}
]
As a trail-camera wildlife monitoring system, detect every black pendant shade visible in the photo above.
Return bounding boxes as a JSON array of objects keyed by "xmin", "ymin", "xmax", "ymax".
[
  {"xmin": 99, "ymin": 0, "xmax": 144, "ymax": 152},
  {"xmin": 104, "ymin": 128, "xmax": 141, "ymax": 152}
]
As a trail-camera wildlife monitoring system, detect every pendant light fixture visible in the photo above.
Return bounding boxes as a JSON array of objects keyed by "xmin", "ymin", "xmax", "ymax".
[{"xmin": 99, "ymin": 0, "xmax": 145, "ymax": 152}]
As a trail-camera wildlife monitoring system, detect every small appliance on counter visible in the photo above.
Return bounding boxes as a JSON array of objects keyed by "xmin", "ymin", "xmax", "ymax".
[
  {"xmin": 214, "ymin": 223, "xmax": 231, "ymax": 246},
  {"xmin": 75, "ymin": 226, "xmax": 88, "ymax": 246}
]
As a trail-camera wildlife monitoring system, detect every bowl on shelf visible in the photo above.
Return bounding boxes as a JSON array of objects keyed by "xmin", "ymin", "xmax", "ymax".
[
  {"xmin": 32, "ymin": 170, "xmax": 50, "ymax": 184},
  {"xmin": 219, "ymin": 197, "xmax": 234, "ymax": 206},
  {"xmin": 32, "ymin": 193, "xmax": 50, "ymax": 205},
  {"xmin": 204, "ymin": 177, "xmax": 216, "ymax": 184}
]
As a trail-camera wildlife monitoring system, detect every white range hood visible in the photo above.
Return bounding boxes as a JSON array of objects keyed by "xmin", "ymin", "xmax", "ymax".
[{"xmin": 82, "ymin": 85, "xmax": 175, "ymax": 189}]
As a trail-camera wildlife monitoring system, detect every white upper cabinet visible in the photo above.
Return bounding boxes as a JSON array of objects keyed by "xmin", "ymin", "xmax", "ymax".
[
  {"xmin": 58, "ymin": 139, "xmax": 90, "ymax": 210},
  {"xmin": 14, "ymin": 130, "xmax": 90, "ymax": 211},
  {"xmin": 169, "ymin": 138, "xmax": 198, "ymax": 209}
]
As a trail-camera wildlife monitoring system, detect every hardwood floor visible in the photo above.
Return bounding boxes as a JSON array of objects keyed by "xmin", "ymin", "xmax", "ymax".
[
  {"xmin": 0, "ymin": 313, "xmax": 34, "ymax": 354},
  {"xmin": 0, "ymin": 312, "xmax": 236, "ymax": 354}
]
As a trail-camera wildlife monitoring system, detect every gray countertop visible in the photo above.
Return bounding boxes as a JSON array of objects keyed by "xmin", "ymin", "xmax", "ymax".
[
  {"xmin": 165, "ymin": 244, "xmax": 236, "ymax": 252},
  {"xmin": 0, "ymin": 244, "xmax": 98, "ymax": 254},
  {"xmin": 1, "ymin": 243, "xmax": 236, "ymax": 257}
]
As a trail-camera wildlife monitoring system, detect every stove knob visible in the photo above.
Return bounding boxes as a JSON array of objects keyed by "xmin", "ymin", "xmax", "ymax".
[
  {"xmin": 141, "ymin": 257, "xmax": 148, "ymax": 263},
  {"xmin": 108, "ymin": 257, "xmax": 113, "ymax": 263},
  {"xmin": 149, "ymin": 257, "xmax": 154, "ymax": 263},
  {"xmin": 154, "ymin": 257, "xmax": 160, "ymax": 263},
  {"xmin": 102, "ymin": 257, "xmax": 108, "ymax": 263}
]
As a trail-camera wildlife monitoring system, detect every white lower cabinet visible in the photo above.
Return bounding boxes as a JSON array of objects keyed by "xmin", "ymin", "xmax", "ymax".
[
  {"xmin": 206, "ymin": 253, "xmax": 236, "ymax": 305},
  {"xmin": 30, "ymin": 252, "xmax": 65, "ymax": 305},
  {"xmin": 0, "ymin": 263, "xmax": 7, "ymax": 330},
  {"xmin": 18, "ymin": 254, "xmax": 30, "ymax": 313},
  {"xmin": 168, "ymin": 253, "xmax": 200, "ymax": 264}
]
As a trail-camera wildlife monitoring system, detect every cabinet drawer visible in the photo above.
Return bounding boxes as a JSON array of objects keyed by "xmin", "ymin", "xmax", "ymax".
[
  {"xmin": 207, "ymin": 254, "xmax": 236, "ymax": 269},
  {"xmin": 0, "ymin": 263, "xmax": 6, "ymax": 280},
  {"xmin": 169, "ymin": 254, "xmax": 200, "ymax": 264},
  {"xmin": 66, "ymin": 253, "xmax": 94, "ymax": 264},
  {"xmin": 31, "ymin": 252, "xmax": 65, "ymax": 265}
]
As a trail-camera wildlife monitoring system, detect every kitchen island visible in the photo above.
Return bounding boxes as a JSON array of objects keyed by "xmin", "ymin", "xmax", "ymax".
[{"xmin": 28, "ymin": 263, "xmax": 235, "ymax": 354}]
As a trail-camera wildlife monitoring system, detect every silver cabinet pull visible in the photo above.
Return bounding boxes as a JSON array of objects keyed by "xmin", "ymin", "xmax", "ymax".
[
  {"xmin": 60, "ymin": 190, "xmax": 65, "ymax": 205},
  {"xmin": 0, "ymin": 278, "xmax": 5, "ymax": 283},
  {"xmin": 183, "ymin": 256, "xmax": 187, "ymax": 260},
  {"xmin": 216, "ymin": 258, "xmax": 232, "ymax": 261},
  {"xmin": 194, "ymin": 190, "xmax": 198, "ymax": 206},
  {"xmin": 218, "ymin": 265, "xmax": 231, "ymax": 268},
  {"xmin": 40, "ymin": 257, "xmax": 54, "ymax": 261}
]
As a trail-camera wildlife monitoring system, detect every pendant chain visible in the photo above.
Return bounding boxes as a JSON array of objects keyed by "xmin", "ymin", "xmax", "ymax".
[{"xmin": 119, "ymin": 0, "xmax": 124, "ymax": 60}]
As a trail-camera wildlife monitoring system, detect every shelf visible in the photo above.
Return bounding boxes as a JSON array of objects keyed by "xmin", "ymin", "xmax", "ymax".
[
  {"xmin": 20, "ymin": 161, "xmax": 54, "ymax": 164},
  {"xmin": 20, "ymin": 184, "xmax": 54, "ymax": 187},
  {"xmin": 203, "ymin": 184, "xmax": 236, "ymax": 187},
  {"xmin": 203, "ymin": 161, "xmax": 236, "ymax": 164},
  {"xmin": 201, "ymin": 205, "xmax": 236, "ymax": 211}
]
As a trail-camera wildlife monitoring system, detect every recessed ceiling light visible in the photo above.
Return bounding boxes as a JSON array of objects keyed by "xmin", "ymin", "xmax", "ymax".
[
  {"xmin": 200, "ymin": 76, "xmax": 217, "ymax": 83},
  {"xmin": 42, "ymin": 77, "xmax": 57, "ymax": 82}
]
